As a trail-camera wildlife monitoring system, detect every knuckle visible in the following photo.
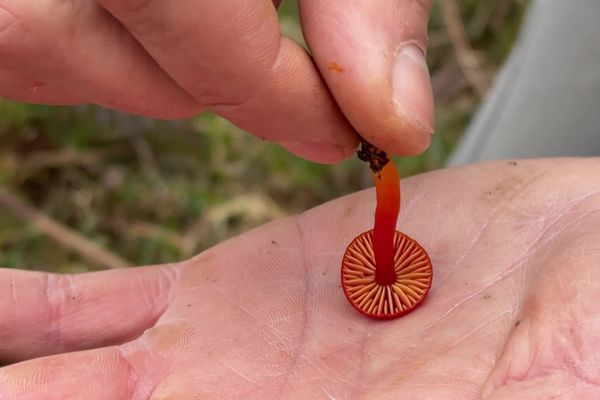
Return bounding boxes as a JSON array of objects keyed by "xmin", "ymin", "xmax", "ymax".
[
  {"xmin": 102, "ymin": 0, "xmax": 165, "ymax": 36},
  {"xmin": 116, "ymin": 0, "xmax": 156, "ymax": 13},
  {"xmin": 43, "ymin": 274, "xmax": 76, "ymax": 344},
  {"xmin": 197, "ymin": 47, "xmax": 280, "ymax": 109}
]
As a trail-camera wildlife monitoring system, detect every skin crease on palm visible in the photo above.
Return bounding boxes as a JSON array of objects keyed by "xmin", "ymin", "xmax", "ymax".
[{"xmin": 1, "ymin": 158, "xmax": 600, "ymax": 399}]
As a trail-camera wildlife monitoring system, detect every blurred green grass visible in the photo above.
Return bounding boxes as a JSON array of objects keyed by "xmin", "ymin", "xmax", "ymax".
[{"xmin": 0, "ymin": 0, "xmax": 528, "ymax": 272}]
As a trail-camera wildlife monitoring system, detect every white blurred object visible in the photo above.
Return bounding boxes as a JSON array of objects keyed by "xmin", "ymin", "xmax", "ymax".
[{"xmin": 448, "ymin": 0, "xmax": 600, "ymax": 165}]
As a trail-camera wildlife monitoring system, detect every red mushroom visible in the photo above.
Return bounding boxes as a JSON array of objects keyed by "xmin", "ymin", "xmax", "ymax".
[{"xmin": 341, "ymin": 142, "xmax": 433, "ymax": 320}]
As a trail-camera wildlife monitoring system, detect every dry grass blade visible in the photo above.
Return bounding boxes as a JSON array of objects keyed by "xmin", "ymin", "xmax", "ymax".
[
  {"xmin": 439, "ymin": 0, "xmax": 491, "ymax": 97},
  {"xmin": 0, "ymin": 186, "xmax": 132, "ymax": 269}
]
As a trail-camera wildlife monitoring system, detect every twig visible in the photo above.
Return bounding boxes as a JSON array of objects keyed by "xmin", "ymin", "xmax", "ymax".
[
  {"xmin": 118, "ymin": 114, "xmax": 163, "ymax": 182},
  {"xmin": 439, "ymin": 0, "xmax": 490, "ymax": 97},
  {"xmin": 108, "ymin": 217, "xmax": 185, "ymax": 252},
  {"xmin": 0, "ymin": 186, "xmax": 132, "ymax": 269},
  {"xmin": 17, "ymin": 147, "xmax": 125, "ymax": 171},
  {"xmin": 130, "ymin": 133, "xmax": 161, "ymax": 180}
]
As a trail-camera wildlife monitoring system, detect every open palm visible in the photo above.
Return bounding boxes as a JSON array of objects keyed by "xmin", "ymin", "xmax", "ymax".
[{"xmin": 2, "ymin": 158, "xmax": 600, "ymax": 399}]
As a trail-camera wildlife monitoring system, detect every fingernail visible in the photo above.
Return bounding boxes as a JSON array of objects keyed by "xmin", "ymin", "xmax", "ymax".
[
  {"xmin": 280, "ymin": 141, "xmax": 356, "ymax": 164},
  {"xmin": 393, "ymin": 44, "xmax": 435, "ymax": 133}
]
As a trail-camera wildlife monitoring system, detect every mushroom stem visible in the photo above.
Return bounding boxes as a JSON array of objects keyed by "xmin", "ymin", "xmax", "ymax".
[
  {"xmin": 356, "ymin": 141, "xmax": 401, "ymax": 286},
  {"xmin": 372, "ymin": 161, "xmax": 400, "ymax": 285},
  {"xmin": 343, "ymin": 141, "xmax": 431, "ymax": 319}
]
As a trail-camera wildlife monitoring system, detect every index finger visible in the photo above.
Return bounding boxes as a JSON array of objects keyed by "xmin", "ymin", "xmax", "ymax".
[{"xmin": 96, "ymin": 0, "xmax": 359, "ymax": 163}]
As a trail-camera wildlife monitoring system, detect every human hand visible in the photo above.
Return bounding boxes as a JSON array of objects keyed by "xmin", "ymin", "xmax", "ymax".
[
  {"xmin": 0, "ymin": 0, "xmax": 434, "ymax": 162},
  {"xmin": 5, "ymin": 158, "xmax": 597, "ymax": 399}
]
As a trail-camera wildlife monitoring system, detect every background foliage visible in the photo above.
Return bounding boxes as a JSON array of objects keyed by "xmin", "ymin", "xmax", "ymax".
[{"xmin": 0, "ymin": 0, "xmax": 528, "ymax": 272}]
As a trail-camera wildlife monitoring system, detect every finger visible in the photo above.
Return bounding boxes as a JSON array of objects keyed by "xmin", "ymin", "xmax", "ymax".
[
  {"xmin": 300, "ymin": 0, "xmax": 435, "ymax": 155},
  {"xmin": 0, "ymin": 1, "xmax": 199, "ymax": 118},
  {"xmin": 95, "ymin": 0, "xmax": 359, "ymax": 163},
  {"xmin": 0, "ymin": 346, "xmax": 146, "ymax": 400},
  {"xmin": 0, "ymin": 264, "xmax": 178, "ymax": 362}
]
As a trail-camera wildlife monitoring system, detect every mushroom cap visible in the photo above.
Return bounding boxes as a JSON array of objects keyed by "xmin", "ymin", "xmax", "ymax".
[{"xmin": 341, "ymin": 229, "xmax": 433, "ymax": 320}]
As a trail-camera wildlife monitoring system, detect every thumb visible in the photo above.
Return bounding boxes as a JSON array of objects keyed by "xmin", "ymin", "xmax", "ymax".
[{"xmin": 299, "ymin": 0, "xmax": 434, "ymax": 155}]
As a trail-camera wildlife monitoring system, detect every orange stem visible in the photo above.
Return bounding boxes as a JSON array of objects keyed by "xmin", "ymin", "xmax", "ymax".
[{"xmin": 372, "ymin": 161, "xmax": 400, "ymax": 285}]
